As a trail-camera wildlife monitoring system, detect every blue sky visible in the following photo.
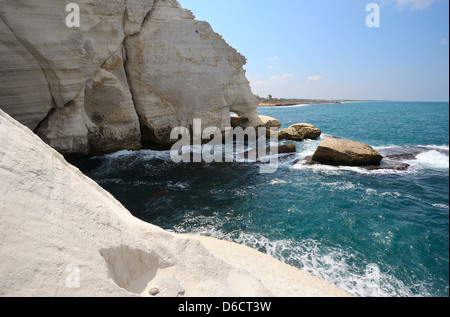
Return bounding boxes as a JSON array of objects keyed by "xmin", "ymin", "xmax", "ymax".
[{"xmin": 178, "ymin": 0, "xmax": 449, "ymax": 101}]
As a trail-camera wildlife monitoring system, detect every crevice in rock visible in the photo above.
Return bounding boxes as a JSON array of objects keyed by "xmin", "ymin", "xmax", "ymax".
[
  {"xmin": 99, "ymin": 245, "xmax": 172, "ymax": 295},
  {"xmin": 140, "ymin": 0, "xmax": 158, "ymax": 29},
  {"xmin": 123, "ymin": 0, "xmax": 157, "ymax": 37},
  {"xmin": 32, "ymin": 106, "xmax": 56, "ymax": 135},
  {"xmin": 120, "ymin": 2, "xmax": 160, "ymax": 150},
  {"xmin": 122, "ymin": 42, "xmax": 150, "ymax": 150},
  {"xmin": 122, "ymin": 44, "xmax": 141, "ymax": 138}
]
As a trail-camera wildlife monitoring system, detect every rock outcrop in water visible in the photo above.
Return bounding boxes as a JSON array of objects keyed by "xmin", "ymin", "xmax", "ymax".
[
  {"xmin": 0, "ymin": 109, "xmax": 350, "ymax": 297},
  {"xmin": 231, "ymin": 114, "xmax": 282, "ymax": 130},
  {"xmin": 279, "ymin": 127, "xmax": 305, "ymax": 141},
  {"xmin": 0, "ymin": 0, "xmax": 259, "ymax": 156},
  {"xmin": 311, "ymin": 138, "xmax": 383, "ymax": 166},
  {"xmin": 279, "ymin": 123, "xmax": 322, "ymax": 142},
  {"xmin": 290, "ymin": 123, "xmax": 322, "ymax": 140}
]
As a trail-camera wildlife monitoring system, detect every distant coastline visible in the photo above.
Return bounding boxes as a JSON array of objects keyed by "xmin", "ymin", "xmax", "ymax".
[
  {"xmin": 258, "ymin": 99, "xmax": 449, "ymax": 107},
  {"xmin": 258, "ymin": 98, "xmax": 364, "ymax": 107}
]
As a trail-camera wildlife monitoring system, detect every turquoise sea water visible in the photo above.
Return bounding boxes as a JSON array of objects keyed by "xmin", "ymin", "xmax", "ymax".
[{"xmin": 75, "ymin": 102, "xmax": 449, "ymax": 297}]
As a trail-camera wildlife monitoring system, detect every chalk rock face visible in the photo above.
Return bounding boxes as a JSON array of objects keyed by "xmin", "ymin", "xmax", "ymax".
[
  {"xmin": 36, "ymin": 52, "xmax": 142, "ymax": 156},
  {"xmin": 0, "ymin": 110, "xmax": 350, "ymax": 297},
  {"xmin": 0, "ymin": 0, "xmax": 128, "ymax": 108},
  {"xmin": 0, "ymin": 18, "xmax": 53, "ymax": 130},
  {"xmin": 0, "ymin": 0, "xmax": 259, "ymax": 155},
  {"xmin": 312, "ymin": 138, "xmax": 383, "ymax": 166},
  {"xmin": 125, "ymin": 0, "xmax": 258, "ymax": 148}
]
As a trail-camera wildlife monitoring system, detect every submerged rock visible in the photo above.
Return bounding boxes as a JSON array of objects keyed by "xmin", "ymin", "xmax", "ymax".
[
  {"xmin": 364, "ymin": 163, "xmax": 410, "ymax": 171},
  {"xmin": 237, "ymin": 143, "xmax": 297, "ymax": 161},
  {"xmin": 311, "ymin": 138, "xmax": 383, "ymax": 166},
  {"xmin": 278, "ymin": 143, "xmax": 297, "ymax": 154},
  {"xmin": 303, "ymin": 156, "xmax": 409, "ymax": 171}
]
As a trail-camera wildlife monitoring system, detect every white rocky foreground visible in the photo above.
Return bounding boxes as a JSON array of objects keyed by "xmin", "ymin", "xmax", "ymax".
[{"xmin": 0, "ymin": 110, "xmax": 350, "ymax": 297}]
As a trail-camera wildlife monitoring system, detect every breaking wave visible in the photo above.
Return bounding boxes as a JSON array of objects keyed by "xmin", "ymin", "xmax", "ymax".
[{"xmin": 179, "ymin": 228, "xmax": 426, "ymax": 297}]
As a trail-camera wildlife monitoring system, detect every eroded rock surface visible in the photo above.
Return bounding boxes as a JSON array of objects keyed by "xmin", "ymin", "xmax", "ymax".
[{"xmin": 0, "ymin": 0, "xmax": 259, "ymax": 155}]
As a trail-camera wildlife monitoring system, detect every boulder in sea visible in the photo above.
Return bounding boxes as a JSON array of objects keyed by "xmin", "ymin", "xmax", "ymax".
[
  {"xmin": 237, "ymin": 143, "xmax": 297, "ymax": 161},
  {"xmin": 231, "ymin": 114, "xmax": 282, "ymax": 138},
  {"xmin": 278, "ymin": 127, "xmax": 304, "ymax": 141},
  {"xmin": 289, "ymin": 123, "xmax": 322, "ymax": 140},
  {"xmin": 278, "ymin": 123, "xmax": 322, "ymax": 141},
  {"xmin": 259, "ymin": 115, "xmax": 283, "ymax": 130},
  {"xmin": 278, "ymin": 143, "xmax": 297, "ymax": 154},
  {"xmin": 311, "ymin": 138, "xmax": 383, "ymax": 166}
]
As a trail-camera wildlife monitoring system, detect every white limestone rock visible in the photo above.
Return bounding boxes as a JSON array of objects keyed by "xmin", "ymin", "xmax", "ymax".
[
  {"xmin": 124, "ymin": 0, "xmax": 155, "ymax": 36},
  {"xmin": 0, "ymin": 0, "xmax": 261, "ymax": 155},
  {"xmin": 0, "ymin": 0, "xmax": 128, "ymax": 107},
  {"xmin": 84, "ymin": 56, "xmax": 142, "ymax": 155},
  {"xmin": 0, "ymin": 0, "xmax": 151, "ymax": 155},
  {"xmin": 35, "ymin": 89, "xmax": 92, "ymax": 156},
  {"xmin": 125, "ymin": 0, "xmax": 259, "ymax": 148},
  {"xmin": 0, "ymin": 18, "xmax": 53, "ymax": 131},
  {"xmin": 36, "ymin": 52, "xmax": 142, "ymax": 156}
]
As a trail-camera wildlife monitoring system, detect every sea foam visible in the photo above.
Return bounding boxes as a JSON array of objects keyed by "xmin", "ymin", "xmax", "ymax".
[
  {"xmin": 186, "ymin": 228, "xmax": 422, "ymax": 297},
  {"xmin": 414, "ymin": 150, "xmax": 449, "ymax": 170}
]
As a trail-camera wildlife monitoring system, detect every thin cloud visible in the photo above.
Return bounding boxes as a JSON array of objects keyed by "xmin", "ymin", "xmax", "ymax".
[
  {"xmin": 268, "ymin": 66, "xmax": 275, "ymax": 70},
  {"xmin": 307, "ymin": 75, "xmax": 323, "ymax": 82},
  {"xmin": 396, "ymin": 0, "xmax": 434, "ymax": 10},
  {"xmin": 441, "ymin": 38, "xmax": 448, "ymax": 46},
  {"xmin": 270, "ymin": 73, "xmax": 294, "ymax": 81},
  {"xmin": 267, "ymin": 56, "xmax": 279, "ymax": 61}
]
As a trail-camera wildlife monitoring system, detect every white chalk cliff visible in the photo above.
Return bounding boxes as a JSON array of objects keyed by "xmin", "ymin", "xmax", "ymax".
[
  {"xmin": 0, "ymin": 0, "xmax": 260, "ymax": 155},
  {"xmin": 0, "ymin": 109, "xmax": 350, "ymax": 297}
]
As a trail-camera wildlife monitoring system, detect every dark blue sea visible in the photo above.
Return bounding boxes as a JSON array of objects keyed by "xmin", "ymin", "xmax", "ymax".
[{"xmin": 75, "ymin": 102, "xmax": 449, "ymax": 297}]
